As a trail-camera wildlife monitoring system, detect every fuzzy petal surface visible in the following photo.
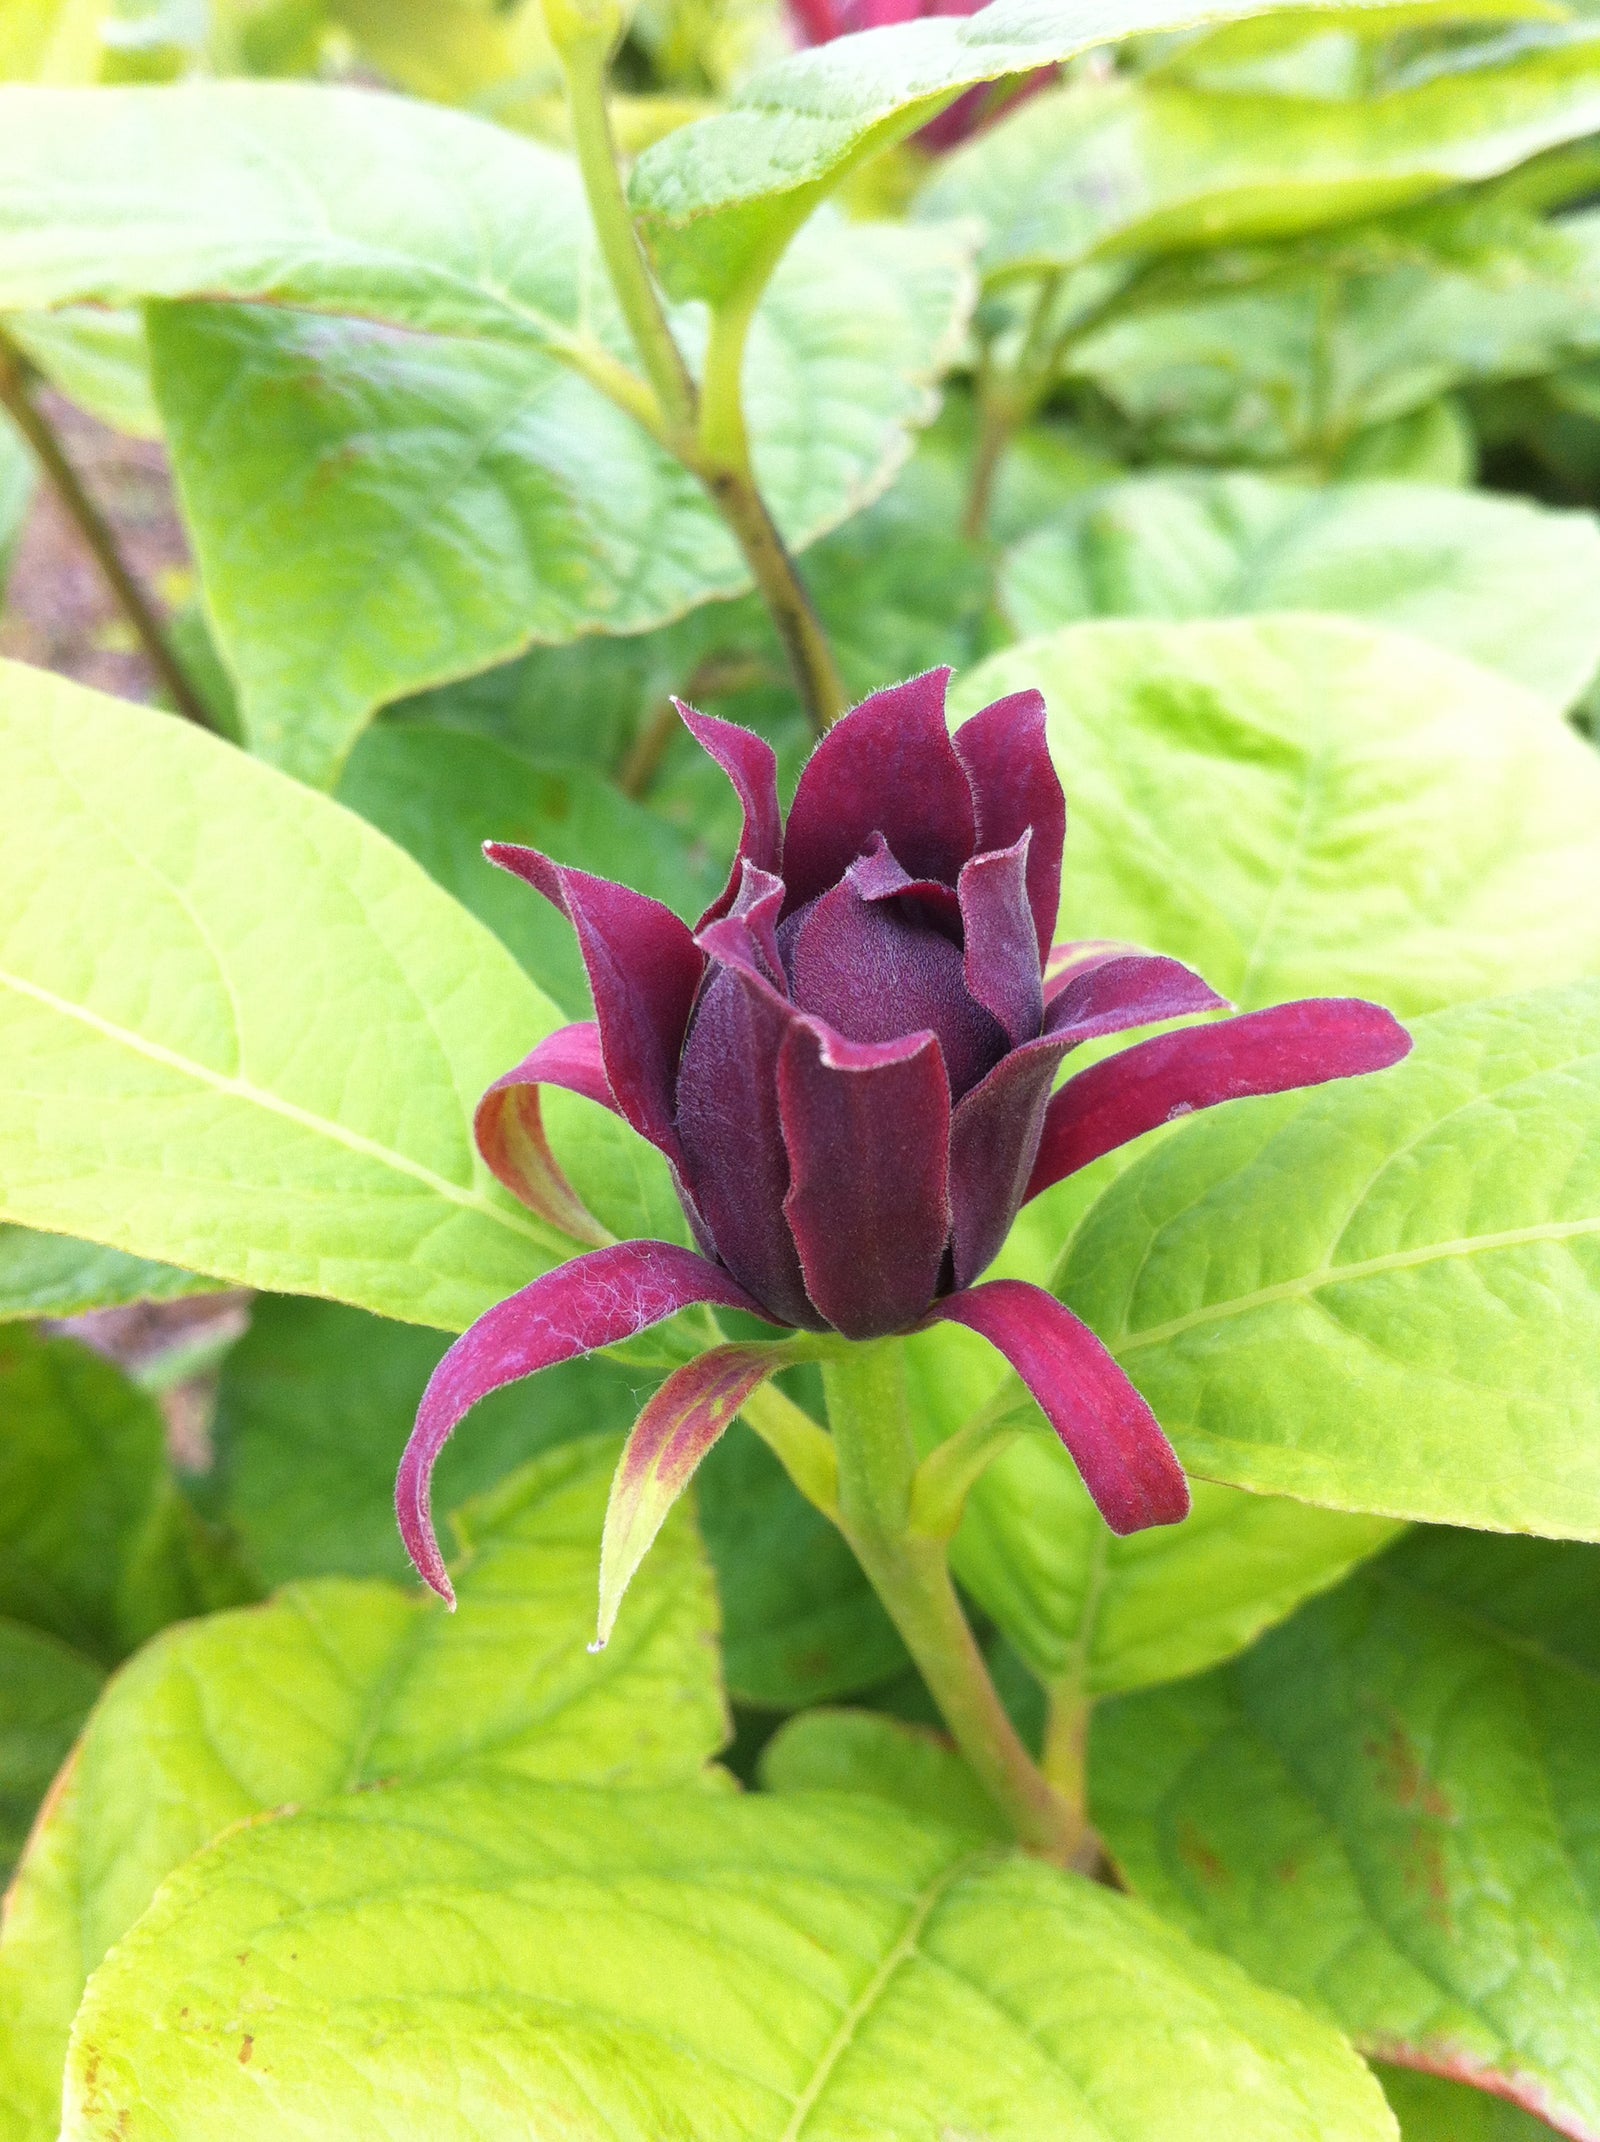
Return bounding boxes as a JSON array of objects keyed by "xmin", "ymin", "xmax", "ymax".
[
  {"xmin": 676, "ymin": 702, "xmax": 783, "ymax": 928},
  {"xmin": 952, "ymin": 688, "xmax": 1063, "ymax": 960},
  {"xmin": 1027, "ymin": 998, "xmax": 1414, "ymax": 1200},
  {"xmin": 397, "ymin": 1242, "xmax": 770, "ymax": 1603},
  {"xmin": 781, "ymin": 670, "xmax": 976, "ymax": 911},
  {"xmin": 959, "ymin": 836, "xmax": 1044, "ymax": 1047},
  {"xmin": 930, "ymin": 1280, "xmax": 1189, "ymax": 1533},
  {"xmin": 487, "ymin": 844, "xmax": 703, "ymax": 1168}
]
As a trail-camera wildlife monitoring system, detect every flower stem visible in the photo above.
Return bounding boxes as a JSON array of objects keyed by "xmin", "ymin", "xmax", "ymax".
[
  {"xmin": 821, "ymin": 1339, "xmax": 1080, "ymax": 1861},
  {"xmin": 551, "ymin": 15, "xmax": 698, "ymax": 436},
  {"xmin": 0, "ymin": 330, "xmax": 214, "ymax": 732},
  {"xmin": 696, "ymin": 294, "xmax": 847, "ymax": 735}
]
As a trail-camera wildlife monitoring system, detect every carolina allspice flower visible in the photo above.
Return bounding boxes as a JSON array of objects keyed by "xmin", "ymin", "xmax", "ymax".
[{"xmin": 398, "ymin": 670, "xmax": 1410, "ymax": 1612}]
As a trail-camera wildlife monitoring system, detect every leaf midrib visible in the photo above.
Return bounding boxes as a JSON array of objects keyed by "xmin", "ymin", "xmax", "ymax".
[
  {"xmin": 0, "ymin": 962, "xmax": 558, "ymax": 1254},
  {"xmin": 1112, "ymin": 1214, "xmax": 1600, "ymax": 1358}
]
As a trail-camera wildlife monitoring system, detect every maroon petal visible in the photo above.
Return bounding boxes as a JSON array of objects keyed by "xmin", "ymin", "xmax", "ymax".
[
  {"xmin": 397, "ymin": 1241, "xmax": 772, "ymax": 1604},
  {"xmin": 783, "ymin": 867, "xmax": 1006, "ymax": 1103},
  {"xmin": 928, "ymin": 1281, "xmax": 1189, "ymax": 1533},
  {"xmin": 959, "ymin": 837, "xmax": 1044, "ymax": 1047},
  {"xmin": 848, "ymin": 833, "xmax": 963, "ymax": 937},
  {"xmin": 676, "ymin": 702, "xmax": 783, "ymax": 929},
  {"xmin": 596, "ymin": 1339, "xmax": 795, "ymax": 1647},
  {"xmin": 1045, "ymin": 948, "xmax": 1229, "ymax": 1047},
  {"xmin": 680, "ymin": 894, "xmax": 819, "ymax": 1330},
  {"xmin": 474, "ymin": 1024, "xmax": 614, "ymax": 1246},
  {"xmin": 1045, "ymin": 938, "xmax": 1144, "ymax": 1001},
  {"xmin": 777, "ymin": 1021, "xmax": 951, "ymax": 1339},
  {"xmin": 952, "ymin": 690, "xmax": 1064, "ymax": 961},
  {"xmin": 1027, "ymin": 997, "xmax": 1414, "ymax": 1201},
  {"xmin": 781, "ymin": 670, "xmax": 976, "ymax": 911},
  {"xmin": 947, "ymin": 1040, "xmax": 1067, "ymax": 1289},
  {"xmin": 487, "ymin": 845, "xmax": 703, "ymax": 1169}
]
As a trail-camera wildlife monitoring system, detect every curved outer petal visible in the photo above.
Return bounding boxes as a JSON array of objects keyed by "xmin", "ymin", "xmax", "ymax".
[
  {"xmin": 778, "ymin": 1020, "xmax": 952, "ymax": 1339},
  {"xmin": 945, "ymin": 950, "xmax": 1228, "ymax": 1289},
  {"xmin": 596, "ymin": 1339, "xmax": 798, "ymax": 1649},
  {"xmin": 958, "ymin": 836, "xmax": 1043, "ymax": 1047},
  {"xmin": 952, "ymin": 688, "xmax": 1064, "ymax": 961},
  {"xmin": 1045, "ymin": 939, "xmax": 1148, "ymax": 1001},
  {"xmin": 676, "ymin": 702, "xmax": 783, "ymax": 929},
  {"xmin": 486, "ymin": 844, "xmax": 703, "ymax": 1169},
  {"xmin": 474, "ymin": 1025, "xmax": 614, "ymax": 1247},
  {"xmin": 1045, "ymin": 949, "xmax": 1229, "ymax": 1047},
  {"xmin": 397, "ymin": 1241, "xmax": 773, "ymax": 1605},
  {"xmin": 781, "ymin": 670, "xmax": 975, "ymax": 912},
  {"xmin": 1026, "ymin": 998, "xmax": 1414, "ymax": 1202},
  {"xmin": 680, "ymin": 885, "xmax": 820, "ymax": 1330},
  {"xmin": 928, "ymin": 1281, "xmax": 1189, "ymax": 1534}
]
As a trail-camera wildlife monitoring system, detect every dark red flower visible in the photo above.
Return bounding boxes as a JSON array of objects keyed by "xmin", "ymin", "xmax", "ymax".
[{"xmin": 398, "ymin": 671, "xmax": 1410, "ymax": 1600}]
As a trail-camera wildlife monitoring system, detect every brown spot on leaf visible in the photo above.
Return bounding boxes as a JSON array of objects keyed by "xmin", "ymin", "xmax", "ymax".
[
  {"xmin": 239, "ymin": 2035, "xmax": 253, "ymax": 2066},
  {"xmin": 1176, "ymin": 1819, "xmax": 1230, "ymax": 1886}
]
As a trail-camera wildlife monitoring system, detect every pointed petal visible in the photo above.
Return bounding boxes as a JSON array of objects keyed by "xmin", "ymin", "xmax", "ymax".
[
  {"xmin": 596, "ymin": 1339, "xmax": 797, "ymax": 1649},
  {"xmin": 397, "ymin": 1241, "xmax": 771, "ymax": 1604},
  {"xmin": 947, "ymin": 1038, "xmax": 1067, "ymax": 1289},
  {"xmin": 959, "ymin": 837, "xmax": 1044, "ymax": 1047},
  {"xmin": 952, "ymin": 689, "xmax": 1064, "ymax": 961},
  {"xmin": 676, "ymin": 702, "xmax": 783, "ymax": 929},
  {"xmin": 474, "ymin": 1025, "xmax": 613, "ymax": 1247},
  {"xmin": 847, "ymin": 832, "xmax": 962, "ymax": 934},
  {"xmin": 929, "ymin": 1281, "xmax": 1189, "ymax": 1533},
  {"xmin": 486, "ymin": 844, "xmax": 702, "ymax": 1167},
  {"xmin": 1045, "ymin": 948, "xmax": 1229, "ymax": 1045},
  {"xmin": 680, "ymin": 899, "xmax": 818, "ymax": 1330},
  {"xmin": 1027, "ymin": 998, "xmax": 1413, "ymax": 1201},
  {"xmin": 782, "ymin": 670, "xmax": 975, "ymax": 911},
  {"xmin": 778, "ymin": 1020, "xmax": 951, "ymax": 1338}
]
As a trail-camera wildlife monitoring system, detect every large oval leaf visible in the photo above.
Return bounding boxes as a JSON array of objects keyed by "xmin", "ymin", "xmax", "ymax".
[
  {"xmin": 0, "ymin": 664, "xmax": 670, "ymax": 1322},
  {"xmin": 0, "ymin": 1436, "xmax": 724, "ymax": 2142},
  {"xmin": 954, "ymin": 617, "xmax": 1600, "ymax": 1017},
  {"xmin": 627, "ymin": 0, "xmax": 1550, "ymax": 305},
  {"xmin": 916, "ymin": 49, "xmax": 1600, "ymax": 287},
  {"xmin": 61, "ymin": 1779, "xmax": 1398, "ymax": 2141},
  {"xmin": 997, "ymin": 475, "xmax": 1600, "ymax": 712},
  {"xmin": 1062, "ymin": 982, "xmax": 1600, "ymax": 1538},
  {"xmin": 1095, "ymin": 1529, "xmax": 1600, "ymax": 2141}
]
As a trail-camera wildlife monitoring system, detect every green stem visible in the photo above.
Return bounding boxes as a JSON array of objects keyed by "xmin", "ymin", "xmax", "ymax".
[
  {"xmin": 696, "ymin": 291, "xmax": 847, "ymax": 735},
  {"xmin": 0, "ymin": 330, "xmax": 214, "ymax": 732},
  {"xmin": 553, "ymin": 19, "xmax": 698, "ymax": 436},
  {"xmin": 821, "ymin": 1340, "xmax": 1078, "ymax": 1860}
]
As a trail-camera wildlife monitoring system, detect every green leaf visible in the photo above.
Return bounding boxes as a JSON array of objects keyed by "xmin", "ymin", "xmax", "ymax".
[
  {"xmin": 1064, "ymin": 208, "xmax": 1600, "ymax": 464},
  {"xmin": 63, "ymin": 1777, "xmax": 1398, "ymax": 2141},
  {"xmin": 0, "ymin": 663, "xmax": 666, "ymax": 1324},
  {"xmin": 960, "ymin": 1437, "xmax": 1403, "ymax": 1690},
  {"xmin": 1059, "ymin": 981, "xmax": 1600, "ymax": 1538},
  {"xmin": 1094, "ymin": 1529, "xmax": 1600, "ymax": 2141},
  {"xmin": 0, "ymin": 1619, "xmax": 100, "ymax": 1874},
  {"xmin": 210, "ymin": 1292, "xmax": 644, "ymax": 1585},
  {"xmin": 953, "ymin": 617, "xmax": 1600, "ymax": 1017},
  {"xmin": 697, "ymin": 1425, "xmax": 909, "ymax": 1707},
  {"xmin": 760, "ymin": 1707, "xmax": 1011, "ymax": 1839},
  {"xmin": 0, "ymin": 1434, "xmax": 725, "ymax": 2142},
  {"xmin": 147, "ymin": 210, "xmax": 969, "ymax": 782},
  {"xmin": 2, "ymin": 308, "xmax": 158, "ymax": 437},
  {"xmin": 998, "ymin": 475, "xmax": 1600, "ymax": 711},
  {"xmin": 916, "ymin": 45, "xmax": 1600, "ymax": 288},
  {"xmin": 627, "ymin": 0, "xmax": 1552, "ymax": 307},
  {"xmin": 0, "ymin": 1323, "xmax": 218, "ymax": 1663},
  {"xmin": 336, "ymin": 723, "xmax": 722, "ymax": 1018},
  {"xmin": 0, "ymin": 1226, "xmax": 207, "ymax": 1321},
  {"xmin": 1377, "ymin": 2065, "xmax": 1565, "ymax": 2140},
  {"xmin": 0, "ymin": 82, "xmax": 595, "ymax": 340}
]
